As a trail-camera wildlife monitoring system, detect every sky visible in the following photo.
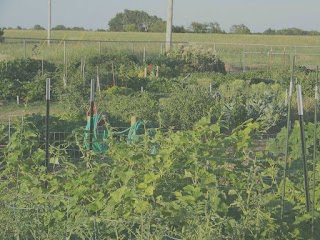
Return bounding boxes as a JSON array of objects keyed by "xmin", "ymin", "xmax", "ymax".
[{"xmin": 0, "ymin": 0, "xmax": 320, "ymax": 33}]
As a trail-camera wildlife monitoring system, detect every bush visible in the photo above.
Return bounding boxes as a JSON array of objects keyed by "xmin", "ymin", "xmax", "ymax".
[
  {"xmin": 101, "ymin": 92, "xmax": 159, "ymax": 127},
  {"xmin": 0, "ymin": 28, "xmax": 4, "ymax": 43},
  {"xmin": 169, "ymin": 44, "xmax": 226, "ymax": 74},
  {"xmin": 103, "ymin": 86, "xmax": 134, "ymax": 96},
  {"xmin": 159, "ymin": 86, "xmax": 216, "ymax": 129},
  {"xmin": 0, "ymin": 58, "xmax": 57, "ymax": 101}
]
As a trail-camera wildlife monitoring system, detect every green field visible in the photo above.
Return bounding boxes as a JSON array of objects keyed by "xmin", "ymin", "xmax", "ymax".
[
  {"xmin": 2, "ymin": 30, "xmax": 320, "ymax": 69},
  {"xmin": 4, "ymin": 29, "xmax": 320, "ymax": 45}
]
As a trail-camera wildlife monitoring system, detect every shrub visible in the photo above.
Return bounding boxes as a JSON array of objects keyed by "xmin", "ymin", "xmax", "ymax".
[
  {"xmin": 170, "ymin": 44, "xmax": 226, "ymax": 74},
  {"xmin": 0, "ymin": 58, "xmax": 57, "ymax": 101},
  {"xmin": 0, "ymin": 28, "xmax": 4, "ymax": 43},
  {"xmin": 103, "ymin": 86, "xmax": 134, "ymax": 96},
  {"xmin": 159, "ymin": 86, "xmax": 216, "ymax": 129}
]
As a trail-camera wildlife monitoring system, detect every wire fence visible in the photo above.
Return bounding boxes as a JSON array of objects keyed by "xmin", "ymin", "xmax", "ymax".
[{"xmin": 1, "ymin": 37, "xmax": 320, "ymax": 73}]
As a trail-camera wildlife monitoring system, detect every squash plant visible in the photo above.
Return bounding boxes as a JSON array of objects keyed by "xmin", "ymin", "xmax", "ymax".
[{"xmin": 0, "ymin": 114, "xmax": 319, "ymax": 239}]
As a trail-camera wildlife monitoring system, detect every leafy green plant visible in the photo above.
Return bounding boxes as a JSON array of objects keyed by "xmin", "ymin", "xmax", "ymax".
[
  {"xmin": 0, "ymin": 28, "xmax": 4, "ymax": 43},
  {"xmin": 0, "ymin": 58, "xmax": 57, "ymax": 101},
  {"xmin": 0, "ymin": 113, "xmax": 319, "ymax": 239},
  {"xmin": 169, "ymin": 44, "xmax": 226, "ymax": 74},
  {"xmin": 159, "ymin": 85, "xmax": 216, "ymax": 129}
]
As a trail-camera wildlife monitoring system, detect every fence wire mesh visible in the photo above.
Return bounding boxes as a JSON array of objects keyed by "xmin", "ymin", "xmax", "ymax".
[{"xmin": 1, "ymin": 37, "xmax": 320, "ymax": 73}]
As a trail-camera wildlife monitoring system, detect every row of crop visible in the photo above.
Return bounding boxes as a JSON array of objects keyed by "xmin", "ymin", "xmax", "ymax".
[
  {"xmin": 1, "ymin": 51, "xmax": 319, "ymax": 133},
  {"xmin": 0, "ymin": 115, "xmax": 319, "ymax": 239},
  {"xmin": 0, "ymin": 45, "xmax": 224, "ymax": 101}
]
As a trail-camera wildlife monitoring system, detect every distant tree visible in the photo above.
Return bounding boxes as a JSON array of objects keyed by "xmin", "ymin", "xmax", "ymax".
[
  {"xmin": 263, "ymin": 27, "xmax": 320, "ymax": 36},
  {"xmin": 16, "ymin": 26, "xmax": 22, "ymax": 30},
  {"xmin": 33, "ymin": 24, "xmax": 45, "ymax": 30},
  {"xmin": 208, "ymin": 22, "xmax": 224, "ymax": 33},
  {"xmin": 71, "ymin": 26, "xmax": 85, "ymax": 31},
  {"xmin": 277, "ymin": 27, "xmax": 306, "ymax": 35},
  {"xmin": 308, "ymin": 30, "xmax": 320, "ymax": 36},
  {"xmin": 263, "ymin": 28, "xmax": 276, "ymax": 35},
  {"xmin": 173, "ymin": 25, "xmax": 186, "ymax": 33},
  {"xmin": 190, "ymin": 22, "xmax": 208, "ymax": 33},
  {"xmin": 96, "ymin": 29, "xmax": 106, "ymax": 32},
  {"xmin": 108, "ymin": 12, "xmax": 124, "ymax": 31},
  {"xmin": 0, "ymin": 28, "xmax": 4, "ymax": 43},
  {"xmin": 149, "ymin": 21, "xmax": 166, "ymax": 32},
  {"xmin": 125, "ymin": 24, "xmax": 138, "ymax": 32},
  {"xmin": 108, "ymin": 9, "xmax": 165, "ymax": 32},
  {"xmin": 52, "ymin": 25, "xmax": 67, "ymax": 30},
  {"xmin": 230, "ymin": 24, "xmax": 251, "ymax": 34}
]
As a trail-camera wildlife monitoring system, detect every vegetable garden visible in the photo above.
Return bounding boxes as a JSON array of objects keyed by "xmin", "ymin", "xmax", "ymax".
[{"xmin": 0, "ymin": 40, "xmax": 320, "ymax": 239}]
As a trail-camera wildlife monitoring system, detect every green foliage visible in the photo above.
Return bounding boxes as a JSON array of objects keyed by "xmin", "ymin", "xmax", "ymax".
[
  {"xmin": 108, "ymin": 9, "xmax": 165, "ymax": 32},
  {"xmin": 104, "ymin": 86, "xmax": 134, "ymax": 96},
  {"xmin": 52, "ymin": 25, "xmax": 67, "ymax": 30},
  {"xmin": 188, "ymin": 21, "xmax": 224, "ymax": 33},
  {"xmin": 87, "ymin": 51, "xmax": 141, "ymax": 86},
  {"xmin": 148, "ymin": 21, "xmax": 166, "ymax": 33},
  {"xmin": 124, "ymin": 23, "xmax": 138, "ymax": 32},
  {"xmin": 169, "ymin": 44, "xmax": 226, "ymax": 74},
  {"xmin": 263, "ymin": 27, "xmax": 320, "ymax": 36},
  {"xmin": 1, "ymin": 115, "xmax": 318, "ymax": 239},
  {"xmin": 145, "ymin": 77, "xmax": 180, "ymax": 93},
  {"xmin": 267, "ymin": 122, "xmax": 320, "ymax": 238},
  {"xmin": 159, "ymin": 86, "xmax": 215, "ymax": 129},
  {"xmin": 51, "ymin": 25, "xmax": 86, "ymax": 31},
  {"xmin": 102, "ymin": 92, "xmax": 159, "ymax": 126},
  {"xmin": 190, "ymin": 22, "xmax": 209, "ymax": 33},
  {"xmin": 230, "ymin": 24, "xmax": 251, "ymax": 34},
  {"xmin": 0, "ymin": 28, "xmax": 4, "ymax": 43},
  {"xmin": 263, "ymin": 28, "xmax": 277, "ymax": 35},
  {"xmin": 208, "ymin": 22, "xmax": 225, "ymax": 33},
  {"xmin": 0, "ymin": 58, "xmax": 57, "ymax": 101},
  {"xmin": 55, "ymin": 69, "xmax": 88, "ymax": 118},
  {"xmin": 33, "ymin": 24, "xmax": 45, "ymax": 30},
  {"xmin": 219, "ymin": 80, "xmax": 286, "ymax": 130},
  {"xmin": 173, "ymin": 25, "xmax": 187, "ymax": 33}
]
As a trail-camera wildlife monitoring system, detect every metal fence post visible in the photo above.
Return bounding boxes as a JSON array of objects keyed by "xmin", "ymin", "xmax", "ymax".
[{"xmin": 23, "ymin": 40, "xmax": 26, "ymax": 58}]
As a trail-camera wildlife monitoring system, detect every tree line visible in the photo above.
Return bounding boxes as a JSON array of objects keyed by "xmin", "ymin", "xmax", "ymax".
[
  {"xmin": 106, "ymin": 9, "xmax": 320, "ymax": 35},
  {"xmin": 3, "ymin": 25, "xmax": 89, "ymax": 31},
  {"xmin": 2, "ymin": 9, "xmax": 320, "ymax": 35}
]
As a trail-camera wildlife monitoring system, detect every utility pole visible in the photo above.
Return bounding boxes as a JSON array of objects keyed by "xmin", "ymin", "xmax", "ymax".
[
  {"xmin": 166, "ymin": 0, "xmax": 173, "ymax": 52},
  {"xmin": 48, "ymin": 0, "xmax": 51, "ymax": 46}
]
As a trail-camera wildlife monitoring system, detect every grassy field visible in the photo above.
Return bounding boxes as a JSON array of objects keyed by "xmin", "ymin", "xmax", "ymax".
[
  {"xmin": 1, "ymin": 29, "xmax": 320, "ymax": 69},
  {"xmin": 3, "ymin": 29, "xmax": 320, "ymax": 46},
  {"xmin": 0, "ymin": 102, "xmax": 64, "ymax": 124}
]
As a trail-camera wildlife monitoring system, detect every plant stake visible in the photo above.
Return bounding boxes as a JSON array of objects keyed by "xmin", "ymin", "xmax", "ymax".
[
  {"xmin": 90, "ymin": 79, "xmax": 95, "ymax": 151},
  {"xmin": 45, "ymin": 78, "xmax": 50, "ymax": 171},
  {"xmin": 312, "ymin": 66, "xmax": 319, "ymax": 237},
  {"xmin": 297, "ymin": 84, "xmax": 311, "ymax": 212}
]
